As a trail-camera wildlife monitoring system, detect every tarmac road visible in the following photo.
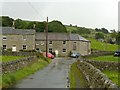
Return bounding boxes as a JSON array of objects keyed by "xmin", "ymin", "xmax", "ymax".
[{"xmin": 12, "ymin": 57, "xmax": 76, "ymax": 88}]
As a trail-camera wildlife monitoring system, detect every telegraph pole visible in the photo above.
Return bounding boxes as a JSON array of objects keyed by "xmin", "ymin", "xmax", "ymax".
[{"xmin": 46, "ymin": 17, "xmax": 48, "ymax": 57}]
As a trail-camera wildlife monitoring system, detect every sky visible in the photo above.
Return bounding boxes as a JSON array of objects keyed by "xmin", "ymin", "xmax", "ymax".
[{"xmin": 1, "ymin": 0, "xmax": 120, "ymax": 31}]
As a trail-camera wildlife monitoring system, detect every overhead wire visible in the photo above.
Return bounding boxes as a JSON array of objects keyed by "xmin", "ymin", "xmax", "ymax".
[{"xmin": 27, "ymin": 0, "xmax": 45, "ymax": 21}]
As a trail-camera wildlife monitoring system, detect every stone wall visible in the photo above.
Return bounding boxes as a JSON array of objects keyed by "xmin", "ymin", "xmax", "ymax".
[
  {"xmin": 77, "ymin": 60, "xmax": 118, "ymax": 88},
  {"xmin": 84, "ymin": 51, "xmax": 114, "ymax": 58},
  {"xmin": 2, "ymin": 51, "xmax": 36, "ymax": 56},
  {"xmin": 1, "ymin": 56, "xmax": 38, "ymax": 75},
  {"xmin": 84, "ymin": 59, "xmax": 119, "ymax": 71}
]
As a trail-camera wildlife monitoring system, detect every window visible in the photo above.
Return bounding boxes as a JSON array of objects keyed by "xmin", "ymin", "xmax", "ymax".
[
  {"xmin": 49, "ymin": 48, "xmax": 52, "ymax": 53},
  {"xmin": 23, "ymin": 35, "xmax": 26, "ymax": 40},
  {"xmin": 36, "ymin": 48, "xmax": 39, "ymax": 51},
  {"xmin": 49, "ymin": 41, "xmax": 52, "ymax": 44},
  {"xmin": 3, "ymin": 36, "xmax": 7, "ymax": 40},
  {"xmin": 73, "ymin": 45, "xmax": 77, "ymax": 50},
  {"xmin": 63, "ymin": 49, "xmax": 66, "ymax": 52},
  {"xmin": 23, "ymin": 45, "xmax": 27, "ymax": 50},
  {"xmin": 73, "ymin": 42, "xmax": 77, "ymax": 50},
  {"xmin": 3, "ymin": 45, "xmax": 6, "ymax": 50},
  {"xmin": 63, "ymin": 41, "xmax": 66, "ymax": 44}
]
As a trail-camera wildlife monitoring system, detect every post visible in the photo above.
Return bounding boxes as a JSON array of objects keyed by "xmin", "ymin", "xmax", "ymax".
[{"xmin": 46, "ymin": 17, "xmax": 48, "ymax": 57}]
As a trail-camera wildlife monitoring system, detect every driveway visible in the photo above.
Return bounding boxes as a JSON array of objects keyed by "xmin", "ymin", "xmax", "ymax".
[{"xmin": 12, "ymin": 57, "xmax": 76, "ymax": 88}]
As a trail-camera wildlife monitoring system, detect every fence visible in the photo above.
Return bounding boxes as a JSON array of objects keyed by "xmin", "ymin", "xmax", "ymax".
[
  {"xmin": 1, "ymin": 56, "xmax": 38, "ymax": 74},
  {"xmin": 77, "ymin": 60, "xmax": 118, "ymax": 89}
]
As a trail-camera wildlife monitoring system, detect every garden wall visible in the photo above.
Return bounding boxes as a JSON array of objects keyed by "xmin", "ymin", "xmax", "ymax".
[
  {"xmin": 1, "ymin": 56, "xmax": 38, "ymax": 74},
  {"xmin": 77, "ymin": 60, "xmax": 118, "ymax": 88}
]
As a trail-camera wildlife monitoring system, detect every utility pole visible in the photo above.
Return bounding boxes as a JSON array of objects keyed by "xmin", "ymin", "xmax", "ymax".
[{"xmin": 46, "ymin": 17, "xmax": 48, "ymax": 57}]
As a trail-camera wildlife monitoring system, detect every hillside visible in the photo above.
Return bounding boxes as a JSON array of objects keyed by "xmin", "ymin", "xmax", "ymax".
[{"xmin": 87, "ymin": 38, "xmax": 118, "ymax": 51}]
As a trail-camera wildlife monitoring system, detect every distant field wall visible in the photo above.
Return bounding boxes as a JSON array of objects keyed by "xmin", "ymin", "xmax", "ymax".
[{"xmin": 84, "ymin": 59, "xmax": 120, "ymax": 71}]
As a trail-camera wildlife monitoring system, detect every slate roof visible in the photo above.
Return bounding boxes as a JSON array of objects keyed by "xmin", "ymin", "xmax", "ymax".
[
  {"xmin": 1, "ymin": 27, "xmax": 35, "ymax": 35},
  {"xmin": 36, "ymin": 33, "xmax": 69, "ymax": 41},
  {"xmin": 36, "ymin": 32, "xmax": 90, "ymax": 42}
]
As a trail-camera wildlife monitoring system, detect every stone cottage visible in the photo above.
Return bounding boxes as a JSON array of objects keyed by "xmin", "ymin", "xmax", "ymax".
[
  {"xmin": 1, "ymin": 27, "xmax": 35, "ymax": 52},
  {"xmin": 35, "ymin": 33, "xmax": 91, "ymax": 56}
]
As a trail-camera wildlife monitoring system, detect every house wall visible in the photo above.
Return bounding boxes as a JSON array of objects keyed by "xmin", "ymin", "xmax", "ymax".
[
  {"xmin": 35, "ymin": 40, "xmax": 70, "ymax": 56},
  {"xmin": 2, "ymin": 34, "xmax": 35, "ymax": 52},
  {"xmin": 36, "ymin": 40, "xmax": 91, "ymax": 56}
]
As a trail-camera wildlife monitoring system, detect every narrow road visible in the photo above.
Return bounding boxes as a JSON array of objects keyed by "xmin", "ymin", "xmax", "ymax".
[{"xmin": 12, "ymin": 57, "xmax": 76, "ymax": 88}]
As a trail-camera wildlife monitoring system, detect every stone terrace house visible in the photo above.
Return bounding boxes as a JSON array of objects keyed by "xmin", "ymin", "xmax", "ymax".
[
  {"xmin": 1, "ymin": 27, "xmax": 91, "ymax": 56},
  {"xmin": 1, "ymin": 27, "xmax": 35, "ymax": 52},
  {"xmin": 35, "ymin": 33, "xmax": 91, "ymax": 56}
]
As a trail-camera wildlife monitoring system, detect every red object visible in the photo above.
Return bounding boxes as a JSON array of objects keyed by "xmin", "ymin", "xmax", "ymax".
[{"xmin": 43, "ymin": 52, "xmax": 55, "ymax": 59}]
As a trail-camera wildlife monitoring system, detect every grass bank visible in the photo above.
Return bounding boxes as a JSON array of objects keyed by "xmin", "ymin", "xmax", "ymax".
[
  {"xmin": 87, "ymin": 38, "xmax": 118, "ymax": 51},
  {"xmin": 69, "ymin": 62, "xmax": 88, "ymax": 88},
  {"xmin": 90, "ymin": 55, "xmax": 119, "ymax": 62},
  {"xmin": 103, "ymin": 70, "xmax": 120, "ymax": 87},
  {"xmin": 1, "ymin": 58, "xmax": 51, "ymax": 88},
  {"xmin": 0, "ymin": 56, "xmax": 25, "ymax": 62}
]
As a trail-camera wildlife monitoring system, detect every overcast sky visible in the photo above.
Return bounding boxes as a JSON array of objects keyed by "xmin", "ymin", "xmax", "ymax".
[{"xmin": 1, "ymin": 0, "xmax": 120, "ymax": 31}]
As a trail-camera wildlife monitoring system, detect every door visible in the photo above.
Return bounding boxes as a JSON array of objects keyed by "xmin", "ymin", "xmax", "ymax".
[{"xmin": 12, "ymin": 45, "xmax": 16, "ymax": 52}]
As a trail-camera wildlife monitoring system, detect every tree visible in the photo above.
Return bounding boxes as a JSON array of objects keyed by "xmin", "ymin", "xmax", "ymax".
[
  {"xmin": 1, "ymin": 16, "xmax": 14, "ymax": 27},
  {"xmin": 95, "ymin": 32, "xmax": 104, "ymax": 39},
  {"xmin": 116, "ymin": 32, "xmax": 120, "ymax": 45},
  {"xmin": 48, "ymin": 20, "xmax": 67, "ymax": 32},
  {"xmin": 101, "ymin": 28, "xmax": 109, "ymax": 34}
]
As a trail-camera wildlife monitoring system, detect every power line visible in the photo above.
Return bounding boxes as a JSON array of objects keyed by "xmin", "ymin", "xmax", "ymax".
[{"xmin": 27, "ymin": 1, "xmax": 45, "ymax": 20}]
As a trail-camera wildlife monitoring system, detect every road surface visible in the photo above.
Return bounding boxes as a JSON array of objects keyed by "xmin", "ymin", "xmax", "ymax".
[{"xmin": 12, "ymin": 57, "xmax": 76, "ymax": 88}]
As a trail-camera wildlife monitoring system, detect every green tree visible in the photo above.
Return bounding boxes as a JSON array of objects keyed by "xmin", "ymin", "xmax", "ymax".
[
  {"xmin": 1, "ymin": 16, "xmax": 14, "ymax": 27},
  {"xmin": 95, "ymin": 32, "xmax": 104, "ymax": 39},
  {"xmin": 48, "ymin": 20, "xmax": 67, "ymax": 32}
]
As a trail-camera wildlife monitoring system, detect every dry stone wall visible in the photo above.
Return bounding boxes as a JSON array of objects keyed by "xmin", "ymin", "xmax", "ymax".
[
  {"xmin": 1, "ymin": 56, "xmax": 38, "ymax": 75},
  {"xmin": 84, "ymin": 59, "xmax": 119, "ymax": 71},
  {"xmin": 77, "ymin": 60, "xmax": 118, "ymax": 89}
]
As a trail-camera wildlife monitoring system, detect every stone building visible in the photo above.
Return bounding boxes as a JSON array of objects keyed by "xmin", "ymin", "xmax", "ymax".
[
  {"xmin": 35, "ymin": 33, "xmax": 91, "ymax": 56},
  {"xmin": 1, "ymin": 27, "xmax": 35, "ymax": 52},
  {"xmin": 1, "ymin": 27, "xmax": 91, "ymax": 56}
]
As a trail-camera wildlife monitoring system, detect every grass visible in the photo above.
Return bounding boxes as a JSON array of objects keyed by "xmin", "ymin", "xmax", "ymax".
[
  {"xmin": 69, "ymin": 62, "xmax": 88, "ymax": 88},
  {"xmin": 90, "ymin": 55, "xmax": 119, "ymax": 62},
  {"xmin": 0, "ymin": 56, "xmax": 25, "ymax": 62},
  {"xmin": 103, "ymin": 70, "xmax": 120, "ymax": 87},
  {"xmin": 87, "ymin": 38, "xmax": 118, "ymax": 51},
  {"xmin": 1, "ymin": 58, "xmax": 51, "ymax": 88}
]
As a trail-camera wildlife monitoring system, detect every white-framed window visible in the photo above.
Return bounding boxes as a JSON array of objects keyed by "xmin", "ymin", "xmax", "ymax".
[
  {"xmin": 3, "ymin": 36, "xmax": 7, "ymax": 40},
  {"xmin": 63, "ymin": 49, "xmax": 66, "ymax": 52},
  {"xmin": 3, "ymin": 45, "xmax": 7, "ymax": 50},
  {"xmin": 49, "ymin": 41, "xmax": 52, "ymax": 44},
  {"xmin": 23, "ymin": 45, "xmax": 27, "ymax": 50},
  {"xmin": 63, "ymin": 41, "xmax": 66, "ymax": 44},
  {"xmin": 49, "ymin": 48, "xmax": 52, "ymax": 53}
]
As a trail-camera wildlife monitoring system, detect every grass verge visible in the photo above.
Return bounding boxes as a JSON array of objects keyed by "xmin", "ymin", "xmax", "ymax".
[
  {"xmin": 69, "ymin": 62, "xmax": 88, "ymax": 88},
  {"xmin": 1, "ymin": 58, "xmax": 51, "ymax": 88},
  {"xmin": 90, "ymin": 55, "xmax": 119, "ymax": 62}
]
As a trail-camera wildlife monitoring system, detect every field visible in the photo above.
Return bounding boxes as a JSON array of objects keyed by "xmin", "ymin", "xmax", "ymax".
[
  {"xmin": 0, "ymin": 56, "xmax": 25, "ymax": 62},
  {"xmin": 87, "ymin": 38, "xmax": 118, "ymax": 51},
  {"xmin": 103, "ymin": 70, "xmax": 120, "ymax": 86},
  {"xmin": 90, "ymin": 55, "xmax": 119, "ymax": 62}
]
